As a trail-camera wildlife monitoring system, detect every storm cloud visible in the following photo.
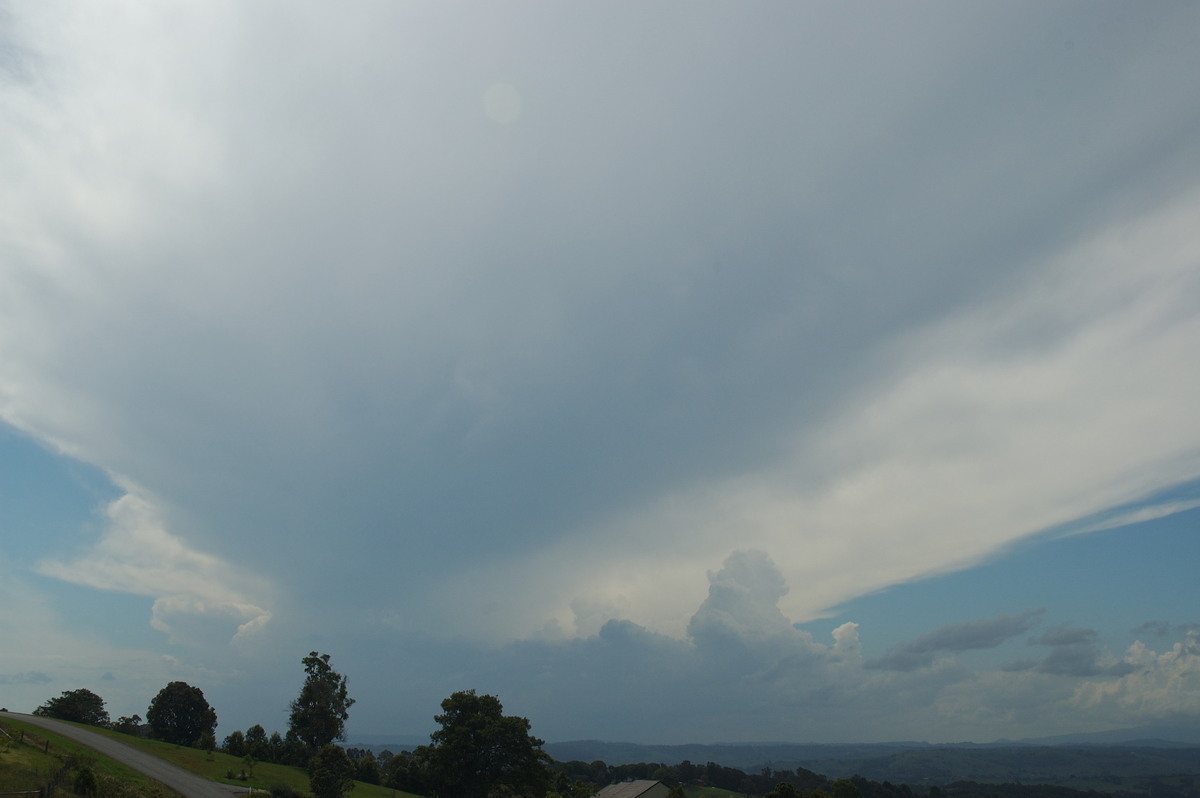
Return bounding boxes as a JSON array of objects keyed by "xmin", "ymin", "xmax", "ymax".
[{"xmin": 2, "ymin": 1, "xmax": 1200, "ymax": 743}]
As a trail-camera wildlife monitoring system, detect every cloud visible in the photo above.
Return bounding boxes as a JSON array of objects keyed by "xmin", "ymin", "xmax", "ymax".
[
  {"xmin": 1071, "ymin": 631, "xmax": 1200, "ymax": 721},
  {"xmin": 0, "ymin": 551, "xmax": 236, "ymax": 719},
  {"xmin": 36, "ymin": 492, "xmax": 273, "ymax": 647},
  {"xmin": 1030, "ymin": 626, "xmax": 1098, "ymax": 647},
  {"xmin": 2, "ymin": 1, "xmax": 1200, "ymax": 743},
  {"xmin": 1064, "ymin": 498, "xmax": 1200, "ymax": 538},
  {"xmin": 336, "ymin": 553, "xmax": 1200, "ymax": 744},
  {"xmin": 866, "ymin": 610, "xmax": 1044, "ymax": 671},
  {"xmin": 688, "ymin": 550, "xmax": 796, "ymax": 648},
  {"xmin": 0, "ymin": 672, "xmax": 52, "ymax": 685},
  {"xmin": 1021, "ymin": 625, "xmax": 1138, "ymax": 678}
]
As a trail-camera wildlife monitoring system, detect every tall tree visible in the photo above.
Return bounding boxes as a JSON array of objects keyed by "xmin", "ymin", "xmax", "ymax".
[
  {"xmin": 245, "ymin": 723, "xmax": 270, "ymax": 760},
  {"xmin": 424, "ymin": 689, "xmax": 551, "ymax": 798},
  {"xmin": 309, "ymin": 744, "xmax": 357, "ymax": 798},
  {"xmin": 33, "ymin": 689, "xmax": 110, "ymax": 727},
  {"xmin": 288, "ymin": 651, "xmax": 355, "ymax": 755},
  {"xmin": 146, "ymin": 681, "xmax": 218, "ymax": 746}
]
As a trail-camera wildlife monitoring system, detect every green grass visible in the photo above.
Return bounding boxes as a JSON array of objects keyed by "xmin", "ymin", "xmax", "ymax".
[
  {"xmin": 77, "ymin": 724, "xmax": 422, "ymax": 798},
  {"xmin": 0, "ymin": 717, "xmax": 170, "ymax": 797}
]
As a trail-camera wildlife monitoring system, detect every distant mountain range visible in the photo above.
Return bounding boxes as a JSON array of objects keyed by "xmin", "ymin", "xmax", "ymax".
[
  {"xmin": 346, "ymin": 724, "xmax": 1200, "ymax": 790},
  {"xmin": 535, "ymin": 722, "xmax": 1200, "ymax": 766},
  {"xmin": 532, "ymin": 726, "xmax": 1200, "ymax": 791},
  {"xmin": 348, "ymin": 722, "xmax": 1200, "ymax": 759}
]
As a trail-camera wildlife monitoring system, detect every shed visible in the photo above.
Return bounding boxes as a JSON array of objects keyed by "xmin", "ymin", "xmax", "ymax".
[{"xmin": 593, "ymin": 780, "xmax": 671, "ymax": 798}]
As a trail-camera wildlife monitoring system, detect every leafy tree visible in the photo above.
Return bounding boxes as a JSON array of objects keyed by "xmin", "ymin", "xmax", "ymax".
[
  {"xmin": 224, "ymin": 729, "xmax": 247, "ymax": 757},
  {"xmin": 832, "ymin": 779, "xmax": 861, "ymax": 798},
  {"xmin": 246, "ymin": 723, "xmax": 270, "ymax": 760},
  {"xmin": 289, "ymin": 652, "xmax": 354, "ymax": 756},
  {"xmin": 146, "ymin": 681, "xmax": 218, "ymax": 746},
  {"xmin": 355, "ymin": 752, "xmax": 381, "ymax": 785},
  {"xmin": 33, "ymin": 688, "xmax": 110, "ymax": 727},
  {"xmin": 268, "ymin": 730, "xmax": 287, "ymax": 763},
  {"xmin": 383, "ymin": 748, "xmax": 429, "ymax": 794},
  {"xmin": 112, "ymin": 714, "xmax": 142, "ymax": 735},
  {"xmin": 281, "ymin": 728, "xmax": 311, "ymax": 767},
  {"xmin": 309, "ymin": 744, "xmax": 356, "ymax": 798},
  {"xmin": 424, "ymin": 689, "xmax": 551, "ymax": 798}
]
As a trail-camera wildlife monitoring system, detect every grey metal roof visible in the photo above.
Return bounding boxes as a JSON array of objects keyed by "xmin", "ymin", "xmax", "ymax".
[{"xmin": 594, "ymin": 780, "xmax": 666, "ymax": 798}]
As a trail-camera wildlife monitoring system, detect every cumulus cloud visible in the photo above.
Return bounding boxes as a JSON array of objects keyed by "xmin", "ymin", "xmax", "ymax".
[
  {"xmin": 1071, "ymin": 631, "xmax": 1200, "ymax": 721},
  {"xmin": 341, "ymin": 553, "xmax": 1200, "ymax": 744}
]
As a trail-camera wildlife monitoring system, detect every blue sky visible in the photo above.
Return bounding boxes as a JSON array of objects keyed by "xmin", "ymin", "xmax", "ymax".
[{"xmin": 2, "ymin": 1, "xmax": 1200, "ymax": 745}]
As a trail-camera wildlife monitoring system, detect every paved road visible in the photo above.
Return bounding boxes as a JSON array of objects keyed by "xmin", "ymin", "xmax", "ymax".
[{"xmin": 0, "ymin": 712, "xmax": 244, "ymax": 798}]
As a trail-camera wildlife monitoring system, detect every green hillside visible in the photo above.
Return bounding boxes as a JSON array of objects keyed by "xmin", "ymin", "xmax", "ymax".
[
  {"xmin": 0, "ymin": 717, "xmax": 170, "ymax": 798},
  {"xmin": 1, "ymin": 717, "xmax": 420, "ymax": 798}
]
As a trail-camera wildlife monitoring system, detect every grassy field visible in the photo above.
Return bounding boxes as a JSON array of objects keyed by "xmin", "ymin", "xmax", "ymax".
[
  {"xmin": 87, "ymin": 728, "xmax": 421, "ymax": 798},
  {"xmin": 2, "ymin": 718, "xmax": 420, "ymax": 798},
  {"xmin": 0, "ymin": 717, "xmax": 168, "ymax": 797}
]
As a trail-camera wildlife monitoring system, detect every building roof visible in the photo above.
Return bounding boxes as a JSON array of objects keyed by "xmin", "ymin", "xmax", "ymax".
[{"xmin": 594, "ymin": 780, "xmax": 667, "ymax": 798}]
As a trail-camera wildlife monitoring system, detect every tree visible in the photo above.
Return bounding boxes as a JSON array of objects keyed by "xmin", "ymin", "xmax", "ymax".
[
  {"xmin": 33, "ymin": 689, "xmax": 110, "ymax": 727},
  {"xmin": 424, "ymin": 689, "xmax": 551, "ymax": 798},
  {"xmin": 223, "ymin": 729, "xmax": 247, "ymax": 757},
  {"xmin": 289, "ymin": 652, "xmax": 354, "ymax": 756},
  {"xmin": 146, "ymin": 681, "xmax": 218, "ymax": 746},
  {"xmin": 245, "ymin": 723, "xmax": 270, "ymax": 760},
  {"xmin": 355, "ymin": 752, "xmax": 381, "ymax": 785},
  {"xmin": 309, "ymin": 744, "xmax": 356, "ymax": 798},
  {"xmin": 112, "ymin": 714, "xmax": 142, "ymax": 735}
]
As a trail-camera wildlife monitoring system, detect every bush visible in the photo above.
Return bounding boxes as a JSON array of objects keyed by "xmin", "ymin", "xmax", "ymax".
[
  {"xmin": 73, "ymin": 767, "xmax": 98, "ymax": 796},
  {"xmin": 269, "ymin": 784, "xmax": 306, "ymax": 798}
]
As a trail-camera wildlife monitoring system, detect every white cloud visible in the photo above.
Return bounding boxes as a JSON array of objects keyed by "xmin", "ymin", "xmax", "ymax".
[
  {"xmin": 1072, "ymin": 632, "xmax": 1200, "ymax": 720},
  {"xmin": 37, "ymin": 492, "xmax": 273, "ymax": 647},
  {"xmin": 455, "ymin": 185, "xmax": 1200, "ymax": 640}
]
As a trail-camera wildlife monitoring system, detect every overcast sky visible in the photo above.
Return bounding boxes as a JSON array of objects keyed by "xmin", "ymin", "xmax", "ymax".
[{"xmin": 2, "ymin": 1, "xmax": 1200, "ymax": 746}]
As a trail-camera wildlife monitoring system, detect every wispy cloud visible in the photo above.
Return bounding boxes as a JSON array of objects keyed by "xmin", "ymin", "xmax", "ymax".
[
  {"xmin": 866, "ymin": 611, "xmax": 1044, "ymax": 672},
  {"xmin": 37, "ymin": 492, "xmax": 272, "ymax": 647}
]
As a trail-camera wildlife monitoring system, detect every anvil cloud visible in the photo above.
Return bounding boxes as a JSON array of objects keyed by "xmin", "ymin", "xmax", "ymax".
[{"xmin": 2, "ymin": 1, "xmax": 1199, "ymax": 743}]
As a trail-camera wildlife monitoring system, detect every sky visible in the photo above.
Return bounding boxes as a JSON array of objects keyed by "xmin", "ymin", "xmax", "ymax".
[{"xmin": 1, "ymin": 1, "xmax": 1199, "ymax": 746}]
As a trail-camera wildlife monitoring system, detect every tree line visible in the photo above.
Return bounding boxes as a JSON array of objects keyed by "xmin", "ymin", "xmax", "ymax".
[
  {"xmin": 28, "ymin": 654, "xmax": 1121, "ymax": 798},
  {"xmin": 29, "ymin": 652, "xmax": 553, "ymax": 798}
]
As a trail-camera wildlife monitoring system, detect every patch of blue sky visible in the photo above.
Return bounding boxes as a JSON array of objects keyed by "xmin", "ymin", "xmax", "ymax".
[
  {"xmin": 802, "ymin": 483, "xmax": 1200, "ymax": 663},
  {"xmin": 29, "ymin": 572, "xmax": 163, "ymax": 651},
  {"xmin": 0, "ymin": 423, "xmax": 120, "ymax": 563}
]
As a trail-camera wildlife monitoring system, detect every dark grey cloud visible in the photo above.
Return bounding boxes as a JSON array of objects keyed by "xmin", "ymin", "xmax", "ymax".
[
  {"xmin": 866, "ymin": 610, "xmax": 1044, "ymax": 671},
  {"xmin": 1134, "ymin": 621, "xmax": 1172, "ymax": 638},
  {"xmin": 1026, "ymin": 625, "xmax": 1136, "ymax": 677},
  {"xmin": 1034, "ymin": 646, "xmax": 1135, "ymax": 678},
  {"xmin": 1029, "ymin": 625, "xmax": 1098, "ymax": 647}
]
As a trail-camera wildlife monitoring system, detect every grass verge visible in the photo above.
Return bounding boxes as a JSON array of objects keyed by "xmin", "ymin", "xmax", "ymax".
[
  {"xmin": 0, "ymin": 717, "xmax": 170, "ymax": 797},
  {"xmin": 82, "ymin": 725, "xmax": 421, "ymax": 798}
]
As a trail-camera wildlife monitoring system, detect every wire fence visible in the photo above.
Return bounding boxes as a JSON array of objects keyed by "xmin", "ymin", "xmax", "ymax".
[{"xmin": 0, "ymin": 723, "xmax": 78, "ymax": 798}]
